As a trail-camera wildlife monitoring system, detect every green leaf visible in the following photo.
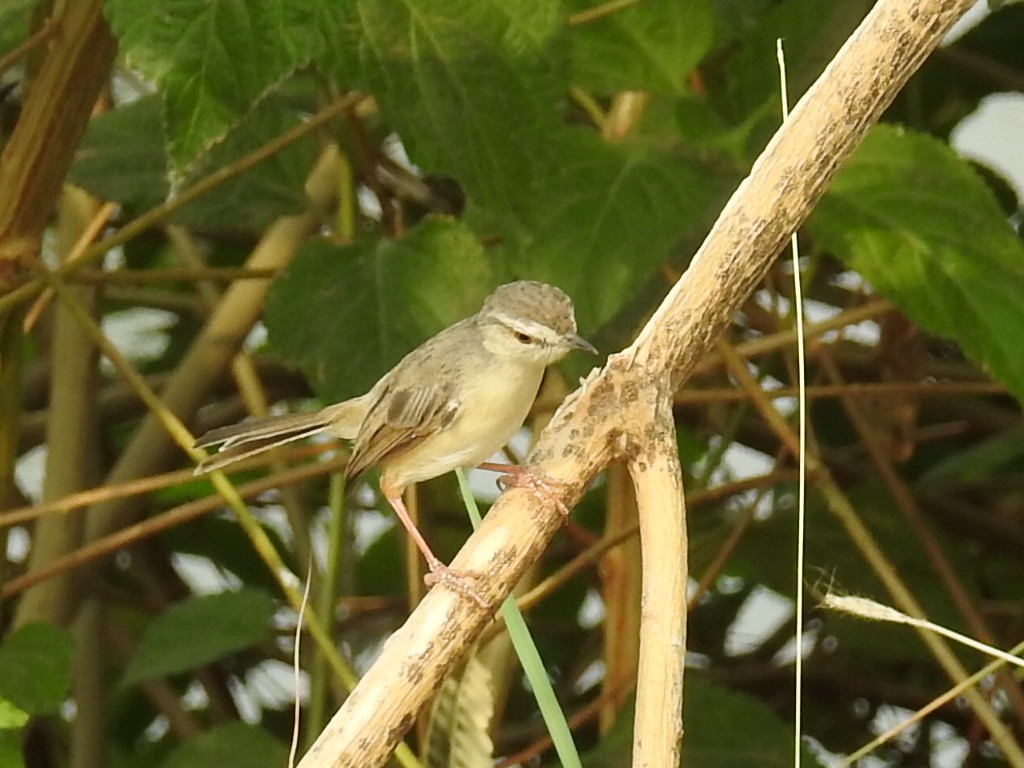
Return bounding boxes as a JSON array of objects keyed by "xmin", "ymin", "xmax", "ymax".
[
  {"xmin": 69, "ymin": 96, "xmax": 169, "ymax": 210},
  {"xmin": 808, "ymin": 125, "xmax": 1024, "ymax": 404},
  {"xmin": 0, "ymin": 698, "xmax": 28, "ymax": 730},
  {"xmin": 171, "ymin": 95, "xmax": 317, "ymax": 232},
  {"xmin": 917, "ymin": 425, "xmax": 1024, "ymax": 488},
  {"xmin": 568, "ymin": 0, "xmax": 713, "ymax": 95},
  {"xmin": 157, "ymin": 723, "xmax": 287, "ymax": 768},
  {"xmin": 683, "ymin": 677, "xmax": 818, "ymax": 767},
  {"xmin": 0, "ymin": 729, "xmax": 25, "ymax": 768},
  {"xmin": 0, "ymin": 624, "xmax": 74, "ymax": 716},
  {"xmin": 264, "ymin": 217, "xmax": 502, "ymax": 402},
  {"xmin": 723, "ymin": 0, "xmax": 870, "ymax": 147},
  {"xmin": 0, "ymin": 0, "xmax": 32, "ymax": 59},
  {"xmin": 104, "ymin": 0, "xmax": 343, "ymax": 173},
  {"xmin": 504, "ymin": 131, "xmax": 727, "ymax": 333},
  {"xmin": 675, "ymin": 96, "xmax": 754, "ymax": 161},
  {"xmin": 340, "ymin": 0, "xmax": 567, "ymax": 210},
  {"xmin": 70, "ymin": 92, "xmax": 316, "ymax": 230},
  {"xmin": 122, "ymin": 588, "xmax": 275, "ymax": 686}
]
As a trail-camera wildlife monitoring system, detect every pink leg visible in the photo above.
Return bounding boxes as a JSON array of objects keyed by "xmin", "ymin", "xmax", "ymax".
[
  {"xmin": 383, "ymin": 488, "xmax": 488, "ymax": 608},
  {"xmin": 477, "ymin": 462, "xmax": 571, "ymax": 516}
]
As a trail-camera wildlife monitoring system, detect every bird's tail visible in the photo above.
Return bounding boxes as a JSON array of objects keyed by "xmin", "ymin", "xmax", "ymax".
[{"xmin": 193, "ymin": 397, "xmax": 368, "ymax": 474}]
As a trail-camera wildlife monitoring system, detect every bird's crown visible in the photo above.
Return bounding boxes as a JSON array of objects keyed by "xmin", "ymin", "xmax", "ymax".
[{"xmin": 480, "ymin": 280, "xmax": 578, "ymax": 337}]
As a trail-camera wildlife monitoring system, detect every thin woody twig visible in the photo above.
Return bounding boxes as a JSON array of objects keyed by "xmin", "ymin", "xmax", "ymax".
[
  {"xmin": 22, "ymin": 201, "xmax": 116, "ymax": 332},
  {"xmin": 0, "ymin": 95, "xmax": 358, "ymax": 314}
]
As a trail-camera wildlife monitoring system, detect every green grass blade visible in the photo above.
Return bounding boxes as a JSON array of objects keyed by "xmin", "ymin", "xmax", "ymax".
[{"xmin": 455, "ymin": 468, "xmax": 582, "ymax": 768}]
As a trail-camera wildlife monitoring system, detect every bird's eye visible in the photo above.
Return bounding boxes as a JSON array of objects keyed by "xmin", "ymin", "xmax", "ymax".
[{"xmin": 513, "ymin": 331, "xmax": 534, "ymax": 344}]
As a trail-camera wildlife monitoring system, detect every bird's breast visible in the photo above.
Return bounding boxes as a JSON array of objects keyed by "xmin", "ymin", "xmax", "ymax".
[{"xmin": 381, "ymin": 361, "xmax": 545, "ymax": 490}]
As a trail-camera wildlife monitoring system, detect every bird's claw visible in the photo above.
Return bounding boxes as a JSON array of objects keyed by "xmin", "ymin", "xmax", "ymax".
[
  {"xmin": 497, "ymin": 467, "xmax": 571, "ymax": 517},
  {"xmin": 424, "ymin": 560, "xmax": 488, "ymax": 608}
]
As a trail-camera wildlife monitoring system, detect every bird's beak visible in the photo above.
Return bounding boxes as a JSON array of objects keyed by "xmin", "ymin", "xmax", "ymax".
[{"xmin": 566, "ymin": 334, "xmax": 598, "ymax": 355}]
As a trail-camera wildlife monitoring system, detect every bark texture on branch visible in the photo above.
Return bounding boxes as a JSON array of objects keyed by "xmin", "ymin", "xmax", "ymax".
[
  {"xmin": 298, "ymin": 1, "xmax": 978, "ymax": 766},
  {"xmin": 629, "ymin": 382, "xmax": 687, "ymax": 768}
]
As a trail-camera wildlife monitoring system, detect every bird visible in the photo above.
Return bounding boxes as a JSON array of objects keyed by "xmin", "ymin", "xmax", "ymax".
[{"xmin": 194, "ymin": 280, "xmax": 596, "ymax": 604}]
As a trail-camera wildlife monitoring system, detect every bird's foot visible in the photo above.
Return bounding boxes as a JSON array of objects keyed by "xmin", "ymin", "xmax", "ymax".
[
  {"xmin": 424, "ymin": 559, "xmax": 488, "ymax": 608},
  {"xmin": 494, "ymin": 465, "xmax": 571, "ymax": 517}
]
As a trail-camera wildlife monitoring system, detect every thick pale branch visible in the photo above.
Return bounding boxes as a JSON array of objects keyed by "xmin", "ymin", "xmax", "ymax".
[
  {"xmin": 628, "ymin": 386, "xmax": 687, "ymax": 768},
  {"xmin": 298, "ymin": 0, "xmax": 977, "ymax": 765},
  {"xmin": 631, "ymin": 0, "xmax": 974, "ymax": 387}
]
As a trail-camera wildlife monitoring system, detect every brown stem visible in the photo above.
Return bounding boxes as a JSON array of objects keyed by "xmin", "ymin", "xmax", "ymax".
[
  {"xmin": 14, "ymin": 188, "xmax": 101, "ymax": 629},
  {"xmin": 0, "ymin": 1, "xmax": 115, "ymax": 275},
  {"xmin": 818, "ymin": 350, "xmax": 1024, "ymax": 730}
]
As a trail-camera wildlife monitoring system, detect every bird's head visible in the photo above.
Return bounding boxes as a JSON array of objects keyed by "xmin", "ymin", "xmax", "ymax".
[{"xmin": 477, "ymin": 281, "xmax": 596, "ymax": 367}]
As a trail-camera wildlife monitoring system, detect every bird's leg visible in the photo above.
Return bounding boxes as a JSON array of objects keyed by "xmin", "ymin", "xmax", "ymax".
[
  {"xmin": 383, "ymin": 487, "xmax": 488, "ymax": 608},
  {"xmin": 477, "ymin": 462, "xmax": 571, "ymax": 517}
]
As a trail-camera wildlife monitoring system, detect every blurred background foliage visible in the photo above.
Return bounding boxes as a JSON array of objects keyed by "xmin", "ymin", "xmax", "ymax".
[{"xmin": 1, "ymin": 0, "xmax": 1023, "ymax": 766}]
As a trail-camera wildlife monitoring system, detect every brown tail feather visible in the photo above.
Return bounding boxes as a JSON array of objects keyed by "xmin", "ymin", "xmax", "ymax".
[
  {"xmin": 194, "ymin": 411, "xmax": 333, "ymax": 450},
  {"xmin": 194, "ymin": 426, "xmax": 330, "ymax": 474},
  {"xmin": 192, "ymin": 396, "xmax": 372, "ymax": 474}
]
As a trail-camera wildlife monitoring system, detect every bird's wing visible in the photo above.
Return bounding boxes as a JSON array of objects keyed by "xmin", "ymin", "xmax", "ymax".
[{"xmin": 345, "ymin": 379, "xmax": 460, "ymax": 480}]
